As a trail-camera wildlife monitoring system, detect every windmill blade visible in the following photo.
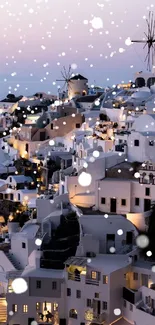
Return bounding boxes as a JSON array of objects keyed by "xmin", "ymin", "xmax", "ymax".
[
  {"xmin": 150, "ymin": 12, "xmax": 154, "ymax": 37},
  {"xmin": 61, "ymin": 71, "xmax": 66, "ymax": 80},
  {"xmin": 56, "ymin": 79, "xmax": 65, "ymax": 82},
  {"xmin": 145, "ymin": 48, "xmax": 150, "ymax": 62},
  {"xmin": 67, "ymin": 65, "xmax": 71, "ymax": 79},
  {"xmin": 63, "ymin": 66, "xmax": 68, "ymax": 79},
  {"xmin": 143, "ymin": 42, "xmax": 147, "ymax": 49},
  {"xmin": 144, "ymin": 32, "xmax": 148, "ymax": 39},
  {"xmin": 146, "ymin": 17, "xmax": 151, "ymax": 38},
  {"xmin": 153, "ymin": 20, "xmax": 155, "ymax": 38},
  {"xmin": 131, "ymin": 40, "xmax": 146, "ymax": 43},
  {"xmin": 61, "ymin": 81, "xmax": 67, "ymax": 91}
]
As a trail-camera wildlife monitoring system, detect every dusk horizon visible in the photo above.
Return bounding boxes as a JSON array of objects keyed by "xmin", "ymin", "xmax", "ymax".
[{"xmin": 0, "ymin": 0, "xmax": 154, "ymax": 98}]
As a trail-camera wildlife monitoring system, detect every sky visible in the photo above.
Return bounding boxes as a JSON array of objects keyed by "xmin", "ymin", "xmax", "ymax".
[{"xmin": 0, "ymin": 0, "xmax": 154, "ymax": 98}]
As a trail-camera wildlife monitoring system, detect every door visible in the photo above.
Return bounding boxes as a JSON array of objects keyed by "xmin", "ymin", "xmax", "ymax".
[
  {"xmin": 97, "ymin": 301, "xmax": 101, "ymax": 315},
  {"xmin": 28, "ymin": 319, "xmax": 35, "ymax": 325},
  {"xmin": 25, "ymin": 143, "xmax": 29, "ymax": 153},
  {"xmin": 144, "ymin": 199, "xmax": 151, "ymax": 212},
  {"xmin": 126, "ymin": 231, "xmax": 133, "ymax": 245},
  {"xmin": 110, "ymin": 198, "xmax": 116, "ymax": 213},
  {"xmin": 106, "ymin": 234, "xmax": 115, "ymax": 253},
  {"xmin": 40, "ymin": 131, "xmax": 46, "ymax": 141}
]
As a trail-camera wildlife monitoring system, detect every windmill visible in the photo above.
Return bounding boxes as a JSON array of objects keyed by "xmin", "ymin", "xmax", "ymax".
[
  {"xmin": 56, "ymin": 65, "xmax": 74, "ymax": 99},
  {"xmin": 131, "ymin": 11, "xmax": 155, "ymax": 71}
]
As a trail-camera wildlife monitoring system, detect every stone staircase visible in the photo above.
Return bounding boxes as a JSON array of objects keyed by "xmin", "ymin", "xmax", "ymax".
[
  {"xmin": 5, "ymin": 252, "xmax": 21, "ymax": 270},
  {"xmin": 0, "ymin": 297, "xmax": 7, "ymax": 323}
]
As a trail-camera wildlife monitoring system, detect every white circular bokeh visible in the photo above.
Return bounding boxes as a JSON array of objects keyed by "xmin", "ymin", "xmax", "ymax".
[
  {"xmin": 136, "ymin": 235, "xmax": 149, "ymax": 248},
  {"xmin": 12, "ymin": 278, "xmax": 28, "ymax": 294},
  {"xmin": 78, "ymin": 172, "xmax": 92, "ymax": 187}
]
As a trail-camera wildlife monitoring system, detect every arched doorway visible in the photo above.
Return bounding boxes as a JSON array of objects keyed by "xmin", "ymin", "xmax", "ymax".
[
  {"xmin": 135, "ymin": 77, "xmax": 145, "ymax": 88},
  {"xmin": 147, "ymin": 77, "xmax": 155, "ymax": 88}
]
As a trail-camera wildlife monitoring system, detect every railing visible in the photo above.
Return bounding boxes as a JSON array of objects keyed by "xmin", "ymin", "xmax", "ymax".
[
  {"xmin": 85, "ymin": 278, "xmax": 99, "ymax": 286},
  {"xmin": 68, "ymin": 273, "xmax": 81, "ymax": 282},
  {"xmin": 93, "ymin": 313, "xmax": 106, "ymax": 323}
]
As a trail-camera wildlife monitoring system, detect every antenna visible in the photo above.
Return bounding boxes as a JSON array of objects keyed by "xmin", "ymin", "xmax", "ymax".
[{"xmin": 131, "ymin": 11, "xmax": 155, "ymax": 71}]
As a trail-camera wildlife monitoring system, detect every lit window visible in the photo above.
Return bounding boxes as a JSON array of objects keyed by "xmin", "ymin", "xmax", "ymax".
[
  {"xmin": 103, "ymin": 275, "xmax": 108, "ymax": 284},
  {"xmin": 12, "ymin": 304, "xmax": 18, "ymax": 312},
  {"xmin": 23, "ymin": 305, "xmax": 28, "ymax": 313},
  {"xmin": 91, "ymin": 271, "xmax": 97, "ymax": 280}
]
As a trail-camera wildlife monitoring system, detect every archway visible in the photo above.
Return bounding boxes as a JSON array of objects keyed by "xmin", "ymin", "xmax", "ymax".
[
  {"xmin": 147, "ymin": 77, "xmax": 155, "ymax": 88},
  {"xmin": 135, "ymin": 78, "xmax": 145, "ymax": 88}
]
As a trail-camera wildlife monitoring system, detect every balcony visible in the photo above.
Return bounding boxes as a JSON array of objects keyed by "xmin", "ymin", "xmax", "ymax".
[
  {"xmin": 85, "ymin": 278, "xmax": 99, "ymax": 286},
  {"xmin": 93, "ymin": 313, "xmax": 106, "ymax": 324},
  {"xmin": 68, "ymin": 272, "xmax": 81, "ymax": 282}
]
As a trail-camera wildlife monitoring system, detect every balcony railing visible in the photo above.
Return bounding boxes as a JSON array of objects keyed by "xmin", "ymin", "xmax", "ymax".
[
  {"xmin": 93, "ymin": 313, "xmax": 106, "ymax": 323},
  {"xmin": 68, "ymin": 273, "xmax": 81, "ymax": 282},
  {"xmin": 85, "ymin": 278, "xmax": 99, "ymax": 286}
]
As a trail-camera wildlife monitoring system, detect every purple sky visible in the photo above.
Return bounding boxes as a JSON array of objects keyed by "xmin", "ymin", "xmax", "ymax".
[{"xmin": 0, "ymin": 0, "xmax": 154, "ymax": 98}]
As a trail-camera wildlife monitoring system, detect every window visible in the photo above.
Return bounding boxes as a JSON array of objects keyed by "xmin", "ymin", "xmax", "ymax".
[
  {"xmin": 149, "ymin": 140, "xmax": 154, "ymax": 146},
  {"xmin": 135, "ymin": 198, "xmax": 139, "ymax": 206},
  {"xmin": 51, "ymin": 123, "xmax": 53, "ymax": 130},
  {"xmin": 145, "ymin": 187, "xmax": 150, "ymax": 196},
  {"xmin": 91, "ymin": 271, "xmax": 97, "ymax": 280},
  {"xmin": 10, "ymin": 177, "xmax": 12, "ymax": 182},
  {"xmin": 67, "ymin": 288, "xmax": 71, "ymax": 296},
  {"xmin": 76, "ymin": 123, "xmax": 80, "ymax": 128},
  {"xmin": 124, "ymin": 300, "xmax": 126, "ymax": 308},
  {"xmin": 12, "ymin": 304, "xmax": 18, "ymax": 312},
  {"xmin": 121, "ymin": 199, "xmax": 126, "ymax": 206},
  {"xmin": 95, "ymin": 293, "xmax": 99, "ymax": 298},
  {"xmin": 22, "ymin": 242, "xmax": 26, "ymax": 249},
  {"xmin": 76, "ymin": 290, "xmax": 81, "ymax": 299},
  {"xmin": 130, "ymin": 304, "xmax": 133, "ymax": 311},
  {"xmin": 23, "ymin": 305, "xmax": 28, "ymax": 313},
  {"xmin": 10, "ymin": 193, "xmax": 14, "ymax": 200},
  {"xmin": 101, "ymin": 197, "xmax": 106, "ymax": 204},
  {"xmin": 18, "ymin": 193, "xmax": 20, "ymax": 201},
  {"xmin": 145, "ymin": 296, "xmax": 149, "ymax": 304},
  {"xmin": 103, "ymin": 275, "xmax": 108, "ymax": 284},
  {"xmin": 133, "ymin": 272, "xmax": 138, "ymax": 281},
  {"xmin": 134, "ymin": 140, "xmax": 139, "ymax": 147},
  {"xmin": 36, "ymin": 302, "xmax": 40, "ymax": 311},
  {"xmin": 102, "ymin": 301, "xmax": 107, "ymax": 310},
  {"xmin": 52, "ymin": 281, "xmax": 57, "ymax": 290},
  {"xmin": 87, "ymin": 299, "xmax": 91, "ymax": 307},
  {"xmin": 36, "ymin": 280, "xmax": 41, "ymax": 289}
]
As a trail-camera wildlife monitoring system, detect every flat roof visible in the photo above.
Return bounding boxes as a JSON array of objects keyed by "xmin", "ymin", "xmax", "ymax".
[
  {"xmin": 66, "ymin": 254, "xmax": 131, "ymax": 274},
  {"xmin": 22, "ymin": 267, "xmax": 64, "ymax": 279}
]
